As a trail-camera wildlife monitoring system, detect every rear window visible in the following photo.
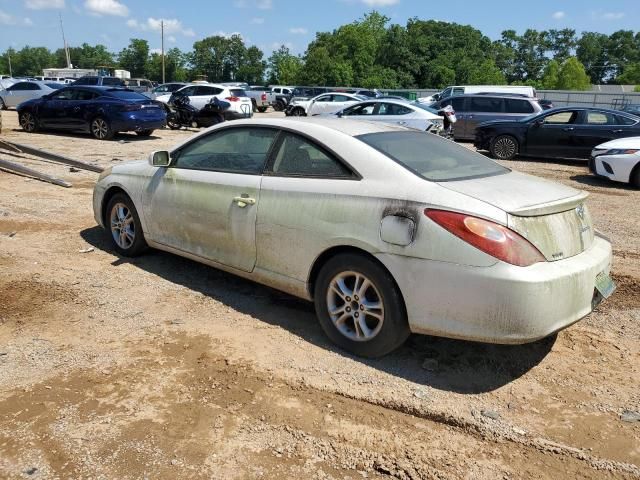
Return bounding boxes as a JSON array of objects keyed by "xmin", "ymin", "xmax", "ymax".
[
  {"xmin": 505, "ymin": 98, "xmax": 535, "ymax": 114},
  {"xmin": 470, "ymin": 97, "xmax": 503, "ymax": 113},
  {"xmin": 107, "ymin": 89, "xmax": 149, "ymax": 100},
  {"xmin": 230, "ymin": 88, "xmax": 247, "ymax": 97},
  {"xmin": 357, "ymin": 131, "xmax": 509, "ymax": 182},
  {"xmin": 102, "ymin": 77, "xmax": 124, "ymax": 86}
]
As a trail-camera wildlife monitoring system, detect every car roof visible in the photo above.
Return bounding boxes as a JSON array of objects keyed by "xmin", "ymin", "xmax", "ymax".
[{"xmin": 227, "ymin": 117, "xmax": 405, "ymax": 136}]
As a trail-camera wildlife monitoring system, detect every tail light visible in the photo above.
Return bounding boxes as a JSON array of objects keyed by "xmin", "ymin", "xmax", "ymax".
[
  {"xmin": 425, "ymin": 209, "xmax": 545, "ymax": 267},
  {"xmin": 122, "ymin": 103, "xmax": 143, "ymax": 111},
  {"xmin": 225, "ymin": 96, "xmax": 240, "ymax": 102},
  {"xmin": 261, "ymin": 93, "xmax": 267, "ymax": 101}
]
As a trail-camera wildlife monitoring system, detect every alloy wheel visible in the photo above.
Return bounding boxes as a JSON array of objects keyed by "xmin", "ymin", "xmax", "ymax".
[
  {"xmin": 326, "ymin": 271, "xmax": 385, "ymax": 342},
  {"xmin": 20, "ymin": 113, "xmax": 36, "ymax": 132},
  {"xmin": 110, "ymin": 203, "xmax": 135, "ymax": 250},
  {"xmin": 92, "ymin": 118, "xmax": 109, "ymax": 139},
  {"xmin": 493, "ymin": 136, "xmax": 517, "ymax": 159}
]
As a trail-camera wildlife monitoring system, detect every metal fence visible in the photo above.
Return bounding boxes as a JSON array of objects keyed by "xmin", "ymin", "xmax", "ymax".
[{"xmin": 379, "ymin": 88, "xmax": 640, "ymax": 110}]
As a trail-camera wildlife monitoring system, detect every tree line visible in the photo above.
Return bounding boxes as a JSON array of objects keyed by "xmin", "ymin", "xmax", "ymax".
[{"xmin": 1, "ymin": 12, "xmax": 639, "ymax": 90}]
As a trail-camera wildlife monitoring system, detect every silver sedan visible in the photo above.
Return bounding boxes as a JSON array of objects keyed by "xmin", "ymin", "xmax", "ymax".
[
  {"xmin": 0, "ymin": 80, "xmax": 59, "ymax": 109},
  {"xmin": 93, "ymin": 118, "xmax": 615, "ymax": 357}
]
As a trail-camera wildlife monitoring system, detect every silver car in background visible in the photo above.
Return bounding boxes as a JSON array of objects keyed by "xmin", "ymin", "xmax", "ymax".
[
  {"xmin": 93, "ymin": 118, "xmax": 614, "ymax": 357},
  {"xmin": 0, "ymin": 80, "xmax": 60, "ymax": 109},
  {"xmin": 331, "ymin": 99, "xmax": 444, "ymax": 133}
]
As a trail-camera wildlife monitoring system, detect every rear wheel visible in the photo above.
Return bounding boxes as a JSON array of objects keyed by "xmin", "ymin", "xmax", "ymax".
[
  {"xmin": 136, "ymin": 129, "xmax": 154, "ymax": 137},
  {"xmin": 490, "ymin": 135, "xmax": 519, "ymax": 160},
  {"xmin": 314, "ymin": 253, "xmax": 410, "ymax": 358},
  {"xmin": 291, "ymin": 107, "xmax": 305, "ymax": 117},
  {"xmin": 19, "ymin": 112, "xmax": 38, "ymax": 133},
  {"xmin": 273, "ymin": 100, "xmax": 285, "ymax": 112},
  {"xmin": 106, "ymin": 193, "xmax": 147, "ymax": 257},
  {"xmin": 91, "ymin": 116, "xmax": 114, "ymax": 140},
  {"xmin": 257, "ymin": 106, "xmax": 268, "ymax": 113}
]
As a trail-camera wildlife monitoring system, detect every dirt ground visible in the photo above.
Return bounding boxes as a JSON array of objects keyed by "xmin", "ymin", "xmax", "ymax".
[{"xmin": 0, "ymin": 110, "xmax": 638, "ymax": 480}]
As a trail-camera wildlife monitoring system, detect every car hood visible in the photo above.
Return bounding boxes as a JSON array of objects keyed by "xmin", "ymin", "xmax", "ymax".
[
  {"xmin": 594, "ymin": 136, "xmax": 640, "ymax": 150},
  {"xmin": 438, "ymin": 170, "xmax": 584, "ymax": 216}
]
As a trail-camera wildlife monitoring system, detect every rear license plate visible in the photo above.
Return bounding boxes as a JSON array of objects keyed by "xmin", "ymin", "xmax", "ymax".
[{"xmin": 595, "ymin": 271, "xmax": 616, "ymax": 298}]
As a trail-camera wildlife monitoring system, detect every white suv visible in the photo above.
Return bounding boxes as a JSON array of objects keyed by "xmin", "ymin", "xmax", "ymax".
[{"xmin": 155, "ymin": 83, "xmax": 253, "ymax": 119}]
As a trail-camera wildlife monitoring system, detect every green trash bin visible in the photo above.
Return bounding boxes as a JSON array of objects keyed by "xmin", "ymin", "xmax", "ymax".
[{"xmin": 384, "ymin": 91, "xmax": 417, "ymax": 101}]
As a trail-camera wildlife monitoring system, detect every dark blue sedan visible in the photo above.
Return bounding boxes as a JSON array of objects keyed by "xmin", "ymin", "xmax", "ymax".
[{"xmin": 16, "ymin": 86, "xmax": 166, "ymax": 140}]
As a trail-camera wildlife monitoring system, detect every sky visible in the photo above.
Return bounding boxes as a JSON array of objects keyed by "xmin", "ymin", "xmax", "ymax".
[{"xmin": 0, "ymin": 0, "xmax": 638, "ymax": 57}]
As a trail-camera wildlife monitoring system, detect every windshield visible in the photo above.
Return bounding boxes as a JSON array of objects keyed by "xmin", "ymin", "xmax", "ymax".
[
  {"xmin": 107, "ymin": 89, "xmax": 149, "ymax": 100},
  {"xmin": 357, "ymin": 131, "xmax": 509, "ymax": 182},
  {"xmin": 230, "ymin": 88, "xmax": 248, "ymax": 97}
]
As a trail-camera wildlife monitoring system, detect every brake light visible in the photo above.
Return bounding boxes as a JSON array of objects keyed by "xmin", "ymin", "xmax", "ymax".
[
  {"xmin": 261, "ymin": 93, "xmax": 267, "ymax": 101},
  {"xmin": 425, "ymin": 209, "xmax": 545, "ymax": 267},
  {"xmin": 225, "ymin": 96, "xmax": 240, "ymax": 102}
]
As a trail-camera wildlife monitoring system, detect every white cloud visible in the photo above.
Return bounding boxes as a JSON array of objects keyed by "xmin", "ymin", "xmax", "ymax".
[
  {"xmin": 250, "ymin": 17, "xmax": 264, "ymax": 24},
  {"xmin": 215, "ymin": 30, "xmax": 243, "ymax": 39},
  {"xmin": 168, "ymin": 35, "xmax": 176, "ymax": 43},
  {"xmin": 289, "ymin": 27, "xmax": 307, "ymax": 34},
  {"xmin": 23, "ymin": 17, "xmax": 34, "ymax": 26},
  {"xmin": 602, "ymin": 12, "xmax": 624, "ymax": 20},
  {"xmin": 150, "ymin": 48, "xmax": 162, "ymax": 54},
  {"xmin": 84, "ymin": 0, "xmax": 129, "ymax": 17},
  {"xmin": 361, "ymin": 0, "xmax": 399, "ymax": 6},
  {"xmin": 257, "ymin": 0, "xmax": 272, "ymax": 9},
  {"xmin": 0, "ymin": 10, "xmax": 16, "ymax": 25},
  {"xmin": 25, "ymin": 0, "xmax": 65, "ymax": 9},
  {"xmin": 127, "ymin": 17, "xmax": 195, "ymax": 37},
  {"xmin": 551, "ymin": 11, "xmax": 565, "ymax": 20}
]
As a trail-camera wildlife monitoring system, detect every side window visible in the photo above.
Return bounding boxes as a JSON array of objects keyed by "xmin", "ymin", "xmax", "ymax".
[
  {"xmin": 616, "ymin": 115, "xmax": 637, "ymax": 126},
  {"xmin": 544, "ymin": 111, "xmax": 578, "ymax": 124},
  {"xmin": 25, "ymin": 83, "xmax": 41, "ymax": 90},
  {"xmin": 154, "ymin": 85, "xmax": 167, "ymax": 93},
  {"xmin": 315, "ymin": 95, "xmax": 332, "ymax": 103},
  {"xmin": 172, "ymin": 128, "xmax": 278, "ymax": 174},
  {"xmin": 469, "ymin": 97, "xmax": 503, "ymax": 113},
  {"xmin": 50, "ymin": 89, "xmax": 74, "ymax": 100},
  {"xmin": 585, "ymin": 112, "xmax": 616, "ymax": 125},
  {"xmin": 451, "ymin": 97, "xmax": 465, "ymax": 110},
  {"xmin": 441, "ymin": 88, "xmax": 452, "ymax": 98},
  {"xmin": 378, "ymin": 103, "xmax": 412, "ymax": 115},
  {"xmin": 179, "ymin": 86, "xmax": 197, "ymax": 96},
  {"xmin": 332, "ymin": 95, "xmax": 351, "ymax": 102},
  {"xmin": 8, "ymin": 82, "xmax": 28, "ymax": 91},
  {"xmin": 505, "ymin": 99, "xmax": 534, "ymax": 114},
  {"xmin": 452, "ymin": 87, "xmax": 464, "ymax": 96},
  {"xmin": 74, "ymin": 90, "xmax": 98, "ymax": 101},
  {"xmin": 102, "ymin": 78, "xmax": 122, "ymax": 86},
  {"xmin": 270, "ymin": 133, "xmax": 353, "ymax": 178},
  {"xmin": 344, "ymin": 103, "xmax": 375, "ymax": 116}
]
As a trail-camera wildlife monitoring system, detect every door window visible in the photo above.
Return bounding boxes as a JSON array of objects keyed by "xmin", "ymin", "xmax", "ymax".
[
  {"xmin": 343, "ymin": 103, "xmax": 375, "ymax": 116},
  {"xmin": 616, "ymin": 115, "xmax": 638, "ymax": 126},
  {"xmin": 332, "ymin": 95, "xmax": 351, "ymax": 102},
  {"xmin": 172, "ymin": 128, "xmax": 278, "ymax": 174},
  {"xmin": 270, "ymin": 133, "xmax": 353, "ymax": 178},
  {"xmin": 73, "ymin": 90, "xmax": 99, "ymax": 101},
  {"xmin": 9, "ymin": 82, "xmax": 31, "ymax": 91},
  {"xmin": 50, "ymin": 89, "xmax": 74, "ymax": 100},
  {"xmin": 585, "ymin": 112, "xmax": 616, "ymax": 125},
  {"xmin": 469, "ymin": 97, "xmax": 503, "ymax": 113},
  {"xmin": 505, "ymin": 99, "xmax": 534, "ymax": 114},
  {"xmin": 544, "ymin": 111, "xmax": 578, "ymax": 124},
  {"xmin": 315, "ymin": 95, "xmax": 332, "ymax": 102},
  {"xmin": 178, "ymin": 86, "xmax": 197, "ymax": 96},
  {"xmin": 377, "ymin": 103, "xmax": 412, "ymax": 115}
]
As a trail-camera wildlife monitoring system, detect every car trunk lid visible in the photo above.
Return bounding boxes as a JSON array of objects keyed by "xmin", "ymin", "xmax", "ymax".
[{"xmin": 439, "ymin": 171, "xmax": 594, "ymax": 261}]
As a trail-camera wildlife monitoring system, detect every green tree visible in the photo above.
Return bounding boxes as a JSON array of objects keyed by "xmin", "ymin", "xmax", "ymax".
[
  {"xmin": 576, "ymin": 32, "xmax": 611, "ymax": 84},
  {"xmin": 55, "ymin": 43, "xmax": 114, "ymax": 69},
  {"xmin": 469, "ymin": 59, "xmax": 506, "ymax": 85},
  {"xmin": 607, "ymin": 30, "xmax": 640, "ymax": 80},
  {"xmin": 237, "ymin": 46, "xmax": 265, "ymax": 84},
  {"xmin": 556, "ymin": 57, "xmax": 591, "ymax": 90},
  {"xmin": 145, "ymin": 48, "xmax": 188, "ymax": 82},
  {"xmin": 4, "ymin": 46, "xmax": 55, "ymax": 76},
  {"xmin": 267, "ymin": 45, "xmax": 303, "ymax": 84},
  {"xmin": 548, "ymin": 29, "xmax": 577, "ymax": 63},
  {"xmin": 118, "ymin": 39, "xmax": 149, "ymax": 77},
  {"xmin": 541, "ymin": 59, "xmax": 560, "ymax": 89},
  {"xmin": 617, "ymin": 63, "xmax": 640, "ymax": 84}
]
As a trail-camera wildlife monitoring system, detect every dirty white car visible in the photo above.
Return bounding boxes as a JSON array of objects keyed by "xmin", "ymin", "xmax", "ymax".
[{"xmin": 93, "ymin": 118, "xmax": 615, "ymax": 357}]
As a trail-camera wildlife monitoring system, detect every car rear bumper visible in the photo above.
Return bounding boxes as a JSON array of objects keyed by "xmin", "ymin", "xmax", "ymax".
[
  {"xmin": 375, "ymin": 235, "xmax": 613, "ymax": 344},
  {"xmin": 224, "ymin": 110, "xmax": 253, "ymax": 120},
  {"xmin": 111, "ymin": 114, "xmax": 166, "ymax": 132}
]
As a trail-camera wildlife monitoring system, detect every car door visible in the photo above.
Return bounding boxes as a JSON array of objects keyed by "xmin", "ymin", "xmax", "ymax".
[
  {"xmin": 463, "ymin": 96, "xmax": 505, "ymax": 139},
  {"xmin": 257, "ymin": 131, "xmax": 360, "ymax": 282},
  {"xmin": 341, "ymin": 102, "xmax": 376, "ymax": 119},
  {"xmin": 370, "ymin": 102, "xmax": 415, "ymax": 128},
  {"xmin": 141, "ymin": 127, "xmax": 279, "ymax": 272},
  {"xmin": 525, "ymin": 110, "xmax": 581, "ymax": 157},
  {"xmin": 191, "ymin": 86, "xmax": 223, "ymax": 110},
  {"xmin": 38, "ymin": 88, "xmax": 75, "ymax": 128},
  {"xmin": 308, "ymin": 94, "xmax": 333, "ymax": 115},
  {"xmin": 66, "ymin": 89, "xmax": 100, "ymax": 129},
  {"xmin": 571, "ymin": 111, "xmax": 638, "ymax": 158},
  {"xmin": 4, "ymin": 82, "xmax": 32, "ymax": 107}
]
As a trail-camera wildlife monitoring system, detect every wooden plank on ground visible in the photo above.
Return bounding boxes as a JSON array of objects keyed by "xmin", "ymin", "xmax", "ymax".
[{"xmin": 0, "ymin": 157, "xmax": 73, "ymax": 188}]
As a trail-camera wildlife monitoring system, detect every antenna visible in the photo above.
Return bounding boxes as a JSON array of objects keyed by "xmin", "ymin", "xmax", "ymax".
[{"xmin": 59, "ymin": 13, "xmax": 71, "ymax": 68}]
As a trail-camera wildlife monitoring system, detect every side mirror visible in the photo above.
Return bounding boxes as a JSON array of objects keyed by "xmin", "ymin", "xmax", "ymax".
[
  {"xmin": 337, "ymin": 111, "xmax": 344, "ymax": 118},
  {"xmin": 149, "ymin": 150, "xmax": 171, "ymax": 167},
  {"xmin": 534, "ymin": 119, "xmax": 545, "ymax": 127}
]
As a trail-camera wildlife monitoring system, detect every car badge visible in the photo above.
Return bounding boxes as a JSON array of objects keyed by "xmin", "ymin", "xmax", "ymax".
[{"xmin": 576, "ymin": 204, "xmax": 585, "ymax": 220}]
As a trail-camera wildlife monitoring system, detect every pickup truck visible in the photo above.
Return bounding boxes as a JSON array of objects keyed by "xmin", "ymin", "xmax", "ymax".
[{"xmin": 246, "ymin": 86, "xmax": 276, "ymax": 112}]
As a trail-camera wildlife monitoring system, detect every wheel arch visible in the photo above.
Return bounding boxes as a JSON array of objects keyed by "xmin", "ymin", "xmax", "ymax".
[
  {"xmin": 629, "ymin": 160, "xmax": 640, "ymax": 186},
  {"xmin": 306, "ymin": 245, "xmax": 407, "ymax": 311},
  {"xmin": 101, "ymin": 185, "xmax": 132, "ymax": 227}
]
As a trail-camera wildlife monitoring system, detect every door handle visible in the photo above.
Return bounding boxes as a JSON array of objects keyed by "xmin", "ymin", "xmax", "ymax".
[
  {"xmin": 398, "ymin": 121, "xmax": 407, "ymax": 126},
  {"xmin": 611, "ymin": 129, "xmax": 623, "ymax": 133},
  {"xmin": 563, "ymin": 127, "xmax": 575, "ymax": 131},
  {"xmin": 233, "ymin": 196, "xmax": 256, "ymax": 208}
]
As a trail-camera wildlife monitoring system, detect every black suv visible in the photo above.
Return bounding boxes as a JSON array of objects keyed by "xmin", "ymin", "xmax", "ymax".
[{"xmin": 73, "ymin": 76, "xmax": 124, "ymax": 87}]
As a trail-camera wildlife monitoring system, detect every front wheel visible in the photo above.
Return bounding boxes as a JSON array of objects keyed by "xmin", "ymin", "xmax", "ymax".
[
  {"xmin": 631, "ymin": 167, "xmax": 640, "ymax": 189},
  {"xmin": 91, "ymin": 116, "xmax": 114, "ymax": 140},
  {"xmin": 490, "ymin": 135, "xmax": 519, "ymax": 160},
  {"xmin": 291, "ymin": 107, "xmax": 305, "ymax": 117},
  {"xmin": 136, "ymin": 129, "xmax": 154, "ymax": 137},
  {"xmin": 106, "ymin": 193, "xmax": 147, "ymax": 257},
  {"xmin": 314, "ymin": 254, "xmax": 410, "ymax": 358},
  {"xmin": 19, "ymin": 112, "xmax": 38, "ymax": 133}
]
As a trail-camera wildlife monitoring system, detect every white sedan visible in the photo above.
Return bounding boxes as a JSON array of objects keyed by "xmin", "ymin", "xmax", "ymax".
[
  {"xmin": 285, "ymin": 92, "xmax": 366, "ymax": 117},
  {"xmin": 331, "ymin": 99, "xmax": 444, "ymax": 133},
  {"xmin": 93, "ymin": 118, "xmax": 614, "ymax": 357},
  {"xmin": 590, "ymin": 137, "xmax": 640, "ymax": 188},
  {"xmin": 155, "ymin": 83, "xmax": 252, "ymax": 119},
  {"xmin": 0, "ymin": 80, "xmax": 59, "ymax": 109}
]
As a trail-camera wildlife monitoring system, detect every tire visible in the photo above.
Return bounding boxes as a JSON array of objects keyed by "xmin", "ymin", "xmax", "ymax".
[
  {"xmin": 0, "ymin": 98, "xmax": 7, "ymax": 110},
  {"xmin": 90, "ymin": 116, "xmax": 114, "ymax": 140},
  {"xmin": 291, "ymin": 107, "xmax": 305, "ymax": 117},
  {"xmin": 490, "ymin": 135, "xmax": 519, "ymax": 160},
  {"xmin": 19, "ymin": 111, "xmax": 38, "ymax": 133},
  {"xmin": 251, "ymin": 100, "xmax": 257, "ymax": 113},
  {"xmin": 136, "ymin": 129, "xmax": 154, "ymax": 137},
  {"xmin": 273, "ymin": 100, "xmax": 285, "ymax": 112},
  {"xmin": 631, "ymin": 166, "xmax": 640, "ymax": 189},
  {"xmin": 257, "ymin": 106, "xmax": 268, "ymax": 113},
  {"xmin": 167, "ymin": 113, "xmax": 182, "ymax": 130},
  {"xmin": 314, "ymin": 253, "xmax": 410, "ymax": 358},
  {"xmin": 105, "ymin": 193, "xmax": 147, "ymax": 257}
]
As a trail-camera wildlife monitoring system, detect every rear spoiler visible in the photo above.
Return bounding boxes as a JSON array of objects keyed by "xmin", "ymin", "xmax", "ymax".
[{"xmin": 508, "ymin": 191, "xmax": 589, "ymax": 217}]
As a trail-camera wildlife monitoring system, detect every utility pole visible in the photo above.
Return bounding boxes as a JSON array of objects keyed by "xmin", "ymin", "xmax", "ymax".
[
  {"xmin": 161, "ymin": 20, "xmax": 165, "ymax": 84},
  {"xmin": 59, "ymin": 13, "xmax": 71, "ymax": 68},
  {"xmin": 7, "ymin": 49, "xmax": 12, "ymax": 77}
]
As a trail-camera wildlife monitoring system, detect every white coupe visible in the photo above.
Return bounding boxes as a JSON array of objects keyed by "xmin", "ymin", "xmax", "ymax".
[
  {"xmin": 590, "ymin": 137, "xmax": 640, "ymax": 188},
  {"xmin": 93, "ymin": 118, "xmax": 614, "ymax": 357}
]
